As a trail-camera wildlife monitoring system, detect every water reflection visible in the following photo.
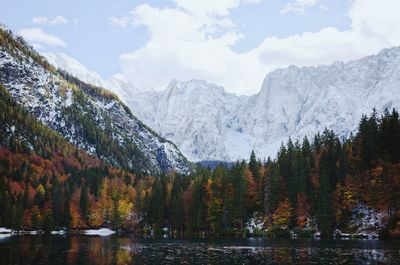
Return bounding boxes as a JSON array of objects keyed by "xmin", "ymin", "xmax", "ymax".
[{"xmin": 0, "ymin": 236, "xmax": 399, "ymax": 264}]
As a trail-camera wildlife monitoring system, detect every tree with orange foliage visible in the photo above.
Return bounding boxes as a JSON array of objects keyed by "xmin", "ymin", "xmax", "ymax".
[
  {"xmin": 272, "ymin": 197, "xmax": 293, "ymax": 229},
  {"xmin": 296, "ymin": 193, "xmax": 310, "ymax": 228}
]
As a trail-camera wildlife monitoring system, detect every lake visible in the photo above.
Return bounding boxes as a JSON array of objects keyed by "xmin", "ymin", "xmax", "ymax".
[{"xmin": 0, "ymin": 235, "xmax": 400, "ymax": 264}]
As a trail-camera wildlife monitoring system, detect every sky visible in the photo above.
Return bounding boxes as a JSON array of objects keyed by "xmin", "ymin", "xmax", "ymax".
[{"xmin": 1, "ymin": 0, "xmax": 400, "ymax": 95}]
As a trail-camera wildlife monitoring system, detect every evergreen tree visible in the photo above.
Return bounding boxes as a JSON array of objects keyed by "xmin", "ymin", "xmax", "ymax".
[
  {"xmin": 13, "ymin": 195, "xmax": 24, "ymax": 230},
  {"xmin": 232, "ymin": 163, "xmax": 247, "ymax": 228},
  {"xmin": 379, "ymin": 108, "xmax": 400, "ymax": 163},
  {"xmin": 52, "ymin": 177, "xmax": 65, "ymax": 227},
  {"xmin": 80, "ymin": 183, "xmax": 89, "ymax": 223},
  {"xmin": 189, "ymin": 176, "xmax": 207, "ymax": 236},
  {"xmin": 315, "ymin": 168, "xmax": 335, "ymax": 238},
  {"xmin": 358, "ymin": 110, "xmax": 379, "ymax": 169},
  {"xmin": 43, "ymin": 210, "xmax": 54, "ymax": 233},
  {"xmin": 148, "ymin": 178, "xmax": 164, "ymax": 233},
  {"xmin": 170, "ymin": 178, "xmax": 184, "ymax": 237},
  {"xmin": 249, "ymin": 150, "xmax": 260, "ymax": 181}
]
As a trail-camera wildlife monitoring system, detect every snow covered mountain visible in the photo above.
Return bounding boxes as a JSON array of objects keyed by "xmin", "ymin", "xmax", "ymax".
[
  {"xmin": 236, "ymin": 47, "xmax": 400, "ymax": 159},
  {"xmin": 114, "ymin": 47, "xmax": 400, "ymax": 162},
  {"xmin": 36, "ymin": 38, "xmax": 400, "ymax": 162},
  {"xmin": 0, "ymin": 26, "xmax": 191, "ymax": 174},
  {"xmin": 44, "ymin": 52, "xmax": 106, "ymax": 88},
  {"xmin": 43, "ymin": 52, "xmax": 153, "ymax": 100},
  {"xmin": 147, "ymin": 79, "xmax": 246, "ymax": 162}
]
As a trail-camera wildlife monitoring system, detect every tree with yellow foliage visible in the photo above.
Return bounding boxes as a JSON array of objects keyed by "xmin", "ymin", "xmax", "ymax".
[{"xmin": 272, "ymin": 197, "xmax": 293, "ymax": 229}]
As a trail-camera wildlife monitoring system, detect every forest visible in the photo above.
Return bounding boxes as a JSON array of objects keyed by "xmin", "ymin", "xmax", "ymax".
[{"xmin": 1, "ymin": 79, "xmax": 400, "ymax": 238}]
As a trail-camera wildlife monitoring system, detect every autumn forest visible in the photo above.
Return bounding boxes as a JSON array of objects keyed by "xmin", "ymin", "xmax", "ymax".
[{"xmin": 1, "ymin": 81, "xmax": 400, "ymax": 239}]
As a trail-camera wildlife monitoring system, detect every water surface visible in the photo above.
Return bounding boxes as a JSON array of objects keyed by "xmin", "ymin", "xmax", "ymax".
[{"xmin": 0, "ymin": 235, "xmax": 399, "ymax": 264}]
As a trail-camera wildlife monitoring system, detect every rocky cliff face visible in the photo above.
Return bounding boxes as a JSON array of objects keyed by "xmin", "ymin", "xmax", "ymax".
[{"xmin": 109, "ymin": 47, "xmax": 400, "ymax": 161}]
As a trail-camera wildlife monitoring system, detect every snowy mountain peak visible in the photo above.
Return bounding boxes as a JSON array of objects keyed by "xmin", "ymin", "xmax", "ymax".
[
  {"xmin": 376, "ymin": 45, "xmax": 400, "ymax": 58},
  {"xmin": 43, "ymin": 52, "xmax": 106, "ymax": 88},
  {"xmin": 166, "ymin": 79, "xmax": 234, "ymax": 99},
  {"xmin": 25, "ymin": 40, "xmax": 400, "ymax": 162},
  {"xmin": 124, "ymin": 46, "xmax": 400, "ymax": 161}
]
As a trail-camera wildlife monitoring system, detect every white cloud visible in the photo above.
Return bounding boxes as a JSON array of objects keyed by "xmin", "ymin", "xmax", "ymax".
[
  {"xmin": 109, "ymin": 16, "xmax": 131, "ymax": 29},
  {"xmin": 18, "ymin": 28, "xmax": 67, "ymax": 47},
  {"xmin": 280, "ymin": 0, "xmax": 318, "ymax": 14},
  {"xmin": 32, "ymin": 15, "xmax": 68, "ymax": 25},
  {"xmin": 114, "ymin": 0, "xmax": 400, "ymax": 95}
]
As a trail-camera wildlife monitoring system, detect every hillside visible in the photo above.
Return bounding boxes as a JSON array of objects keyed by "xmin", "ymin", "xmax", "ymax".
[{"xmin": 0, "ymin": 26, "xmax": 191, "ymax": 175}]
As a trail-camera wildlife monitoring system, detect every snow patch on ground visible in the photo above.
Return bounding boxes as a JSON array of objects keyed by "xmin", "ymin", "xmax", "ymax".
[
  {"xmin": 0, "ymin": 227, "xmax": 12, "ymax": 233},
  {"xmin": 84, "ymin": 228, "xmax": 115, "ymax": 236},
  {"xmin": 51, "ymin": 230, "xmax": 66, "ymax": 235},
  {"xmin": 64, "ymin": 89, "xmax": 73, "ymax": 107},
  {"xmin": 349, "ymin": 204, "xmax": 387, "ymax": 238},
  {"xmin": 245, "ymin": 217, "xmax": 265, "ymax": 234}
]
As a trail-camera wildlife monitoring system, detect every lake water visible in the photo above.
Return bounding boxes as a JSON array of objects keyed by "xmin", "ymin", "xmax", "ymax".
[{"xmin": 0, "ymin": 235, "xmax": 400, "ymax": 264}]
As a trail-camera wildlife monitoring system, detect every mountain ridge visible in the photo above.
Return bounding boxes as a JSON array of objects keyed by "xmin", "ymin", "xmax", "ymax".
[
  {"xmin": 0, "ymin": 25, "xmax": 192, "ymax": 174},
  {"xmin": 124, "ymin": 45, "xmax": 400, "ymax": 161},
  {"xmin": 37, "ymin": 33, "xmax": 400, "ymax": 162}
]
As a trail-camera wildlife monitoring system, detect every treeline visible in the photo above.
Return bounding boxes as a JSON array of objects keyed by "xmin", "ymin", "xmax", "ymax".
[
  {"xmin": 139, "ymin": 108, "xmax": 400, "ymax": 238},
  {"xmin": 1, "ymin": 79, "xmax": 400, "ymax": 239}
]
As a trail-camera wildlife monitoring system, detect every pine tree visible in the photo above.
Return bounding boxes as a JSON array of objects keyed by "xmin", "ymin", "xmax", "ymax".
[
  {"xmin": 13, "ymin": 195, "xmax": 24, "ymax": 230},
  {"xmin": 358, "ymin": 110, "xmax": 379, "ymax": 169},
  {"xmin": 148, "ymin": 178, "xmax": 164, "ymax": 233},
  {"xmin": 315, "ymin": 146, "xmax": 336, "ymax": 238},
  {"xmin": 379, "ymin": 108, "xmax": 400, "ymax": 163},
  {"xmin": 249, "ymin": 150, "xmax": 260, "ymax": 181},
  {"xmin": 80, "ymin": 183, "xmax": 89, "ymax": 223},
  {"xmin": 232, "ymin": 163, "xmax": 247, "ymax": 229},
  {"xmin": 170, "ymin": 177, "xmax": 184, "ymax": 236},
  {"xmin": 189, "ymin": 176, "xmax": 207, "ymax": 236},
  {"xmin": 52, "ymin": 177, "xmax": 64, "ymax": 227},
  {"xmin": 43, "ymin": 210, "xmax": 54, "ymax": 233}
]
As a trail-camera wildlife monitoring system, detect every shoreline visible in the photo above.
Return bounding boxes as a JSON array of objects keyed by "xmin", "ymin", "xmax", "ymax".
[{"xmin": 0, "ymin": 227, "xmax": 387, "ymax": 240}]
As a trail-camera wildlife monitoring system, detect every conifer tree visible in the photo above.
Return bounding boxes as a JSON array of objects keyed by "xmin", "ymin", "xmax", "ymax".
[
  {"xmin": 52, "ymin": 177, "xmax": 64, "ymax": 226},
  {"xmin": 249, "ymin": 150, "xmax": 260, "ymax": 181},
  {"xmin": 80, "ymin": 183, "xmax": 89, "ymax": 223}
]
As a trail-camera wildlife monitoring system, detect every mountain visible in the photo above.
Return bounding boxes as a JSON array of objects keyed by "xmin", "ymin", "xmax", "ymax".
[
  {"xmin": 236, "ymin": 47, "xmax": 400, "ymax": 158},
  {"xmin": 0, "ymin": 26, "xmax": 191, "ymax": 175},
  {"xmin": 132, "ymin": 79, "xmax": 246, "ymax": 162},
  {"xmin": 109, "ymin": 47, "xmax": 400, "ymax": 162},
  {"xmin": 0, "ymin": 82, "xmax": 104, "ymax": 170},
  {"xmin": 43, "ymin": 52, "xmax": 106, "ymax": 88},
  {"xmin": 33, "ymin": 33, "xmax": 400, "ymax": 162}
]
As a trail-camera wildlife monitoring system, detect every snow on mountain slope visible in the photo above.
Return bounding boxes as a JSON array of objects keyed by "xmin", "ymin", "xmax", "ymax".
[
  {"xmin": 153, "ymin": 79, "xmax": 246, "ymax": 161},
  {"xmin": 42, "ymin": 52, "xmax": 158, "ymax": 122},
  {"xmin": 0, "ymin": 26, "xmax": 191, "ymax": 174},
  {"xmin": 44, "ymin": 52, "xmax": 106, "ymax": 88},
  {"xmin": 37, "ymin": 39, "xmax": 400, "ymax": 162},
  {"xmin": 124, "ymin": 47, "xmax": 400, "ymax": 161},
  {"xmin": 236, "ymin": 47, "xmax": 400, "ymax": 159}
]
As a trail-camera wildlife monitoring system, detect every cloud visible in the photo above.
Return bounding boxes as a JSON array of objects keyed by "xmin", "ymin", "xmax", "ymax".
[
  {"xmin": 113, "ymin": 0, "xmax": 257, "ymax": 93},
  {"xmin": 280, "ymin": 0, "xmax": 318, "ymax": 14},
  {"xmin": 109, "ymin": 15, "xmax": 132, "ymax": 30},
  {"xmin": 114, "ymin": 0, "xmax": 400, "ymax": 95},
  {"xmin": 32, "ymin": 15, "xmax": 68, "ymax": 25},
  {"xmin": 18, "ymin": 28, "xmax": 67, "ymax": 47},
  {"xmin": 173, "ymin": 0, "xmax": 259, "ymax": 16}
]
